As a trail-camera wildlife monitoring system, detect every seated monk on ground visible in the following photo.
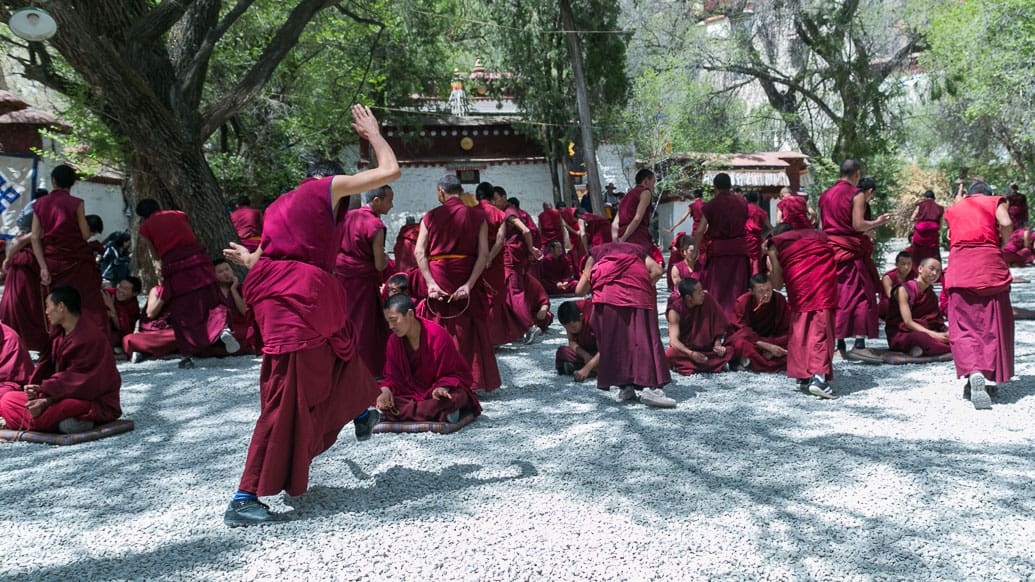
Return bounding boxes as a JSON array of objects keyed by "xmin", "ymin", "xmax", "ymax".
[
  {"xmin": 879, "ymin": 252, "xmax": 914, "ymax": 320},
  {"xmin": 885, "ymin": 258, "xmax": 950, "ymax": 357},
  {"xmin": 555, "ymin": 300, "xmax": 598, "ymax": 381},
  {"xmin": 377, "ymin": 294, "xmax": 482, "ymax": 423},
  {"xmin": 103, "ymin": 276, "xmax": 142, "ymax": 351},
  {"xmin": 728, "ymin": 273, "xmax": 790, "ymax": 373},
  {"xmin": 669, "ymin": 235, "xmax": 697, "ymax": 289},
  {"xmin": 665, "ymin": 277, "xmax": 737, "ymax": 375},
  {"xmin": 1001, "ymin": 222, "xmax": 1033, "ymax": 267},
  {"xmin": 123, "ymin": 285, "xmax": 177, "ymax": 362},
  {"xmin": 0, "ymin": 285, "xmax": 121, "ymax": 433},
  {"xmin": 0, "ymin": 322, "xmax": 32, "ymax": 387},
  {"xmin": 539, "ymin": 240, "xmax": 577, "ymax": 295},
  {"xmin": 214, "ymin": 258, "xmax": 253, "ymax": 355}
]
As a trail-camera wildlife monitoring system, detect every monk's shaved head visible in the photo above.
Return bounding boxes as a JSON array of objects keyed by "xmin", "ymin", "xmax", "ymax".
[
  {"xmin": 557, "ymin": 301, "xmax": 582, "ymax": 326},
  {"xmin": 920, "ymin": 257, "xmax": 941, "ymax": 270},
  {"xmin": 384, "ymin": 293, "xmax": 416, "ymax": 316},
  {"xmin": 677, "ymin": 277, "xmax": 701, "ymax": 298},
  {"xmin": 839, "ymin": 159, "xmax": 862, "ymax": 177}
]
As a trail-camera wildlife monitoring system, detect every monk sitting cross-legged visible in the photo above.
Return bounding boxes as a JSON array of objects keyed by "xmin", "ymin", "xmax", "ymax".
[
  {"xmin": 376, "ymin": 294, "xmax": 482, "ymax": 423},
  {"xmin": 102, "ymin": 276, "xmax": 142, "ymax": 351},
  {"xmin": 728, "ymin": 273, "xmax": 790, "ymax": 373},
  {"xmin": 555, "ymin": 299, "xmax": 598, "ymax": 381},
  {"xmin": 879, "ymin": 252, "xmax": 914, "ymax": 321},
  {"xmin": 665, "ymin": 277, "xmax": 736, "ymax": 375},
  {"xmin": 0, "ymin": 285, "xmax": 121, "ymax": 433},
  {"xmin": 885, "ymin": 258, "xmax": 950, "ymax": 358}
]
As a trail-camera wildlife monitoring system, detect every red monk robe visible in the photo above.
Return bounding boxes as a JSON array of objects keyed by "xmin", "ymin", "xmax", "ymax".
[
  {"xmin": 777, "ymin": 195, "xmax": 812, "ymax": 231},
  {"xmin": 378, "ymin": 316, "xmax": 482, "ymax": 422},
  {"xmin": 745, "ymin": 203, "xmax": 770, "ymax": 274},
  {"xmin": 0, "ymin": 318, "xmax": 121, "ymax": 432},
  {"xmin": 393, "ymin": 222, "xmax": 420, "ymax": 273},
  {"xmin": 0, "ymin": 245, "xmax": 49, "ymax": 352},
  {"xmin": 31, "ymin": 189, "xmax": 107, "ymax": 332},
  {"xmin": 728, "ymin": 289, "xmax": 790, "ymax": 373},
  {"xmin": 1007, "ymin": 189, "xmax": 1028, "ymax": 230},
  {"xmin": 583, "ymin": 242, "xmax": 671, "ymax": 391},
  {"xmin": 559, "ymin": 207, "xmax": 587, "ymax": 269},
  {"xmin": 417, "ymin": 196, "xmax": 501, "ymax": 391},
  {"xmin": 103, "ymin": 287, "xmax": 141, "ymax": 347},
  {"xmin": 479, "ymin": 199, "xmax": 514, "ymax": 345},
  {"xmin": 885, "ymin": 278, "xmax": 950, "ymax": 356},
  {"xmin": 580, "ymin": 211, "xmax": 613, "ymax": 250},
  {"xmin": 818, "ymin": 179, "xmax": 881, "ymax": 340},
  {"xmin": 769, "ymin": 228, "xmax": 838, "ymax": 383},
  {"xmin": 539, "ymin": 247, "xmax": 577, "ymax": 295},
  {"xmin": 230, "ymin": 205, "xmax": 264, "ymax": 252},
  {"xmin": 616, "ymin": 184, "xmax": 654, "ymax": 254},
  {"xmin": 1001, "ymin": 227, "xmax": 1033, "ymax": 266},
  {"xmin": 666, "ymin": 232, "xmax": 688, "ymax": 291},
  {"xmin": 555, "ymin": 300, "xmax": 598, "ymax": 374},
  {"xmin": 878, "ymin": 267, "xmax": 904, "ymax": 321},
  {"xmin": 0, "ymin": 322, "xmax": 32, "ymax": 383},
  {"xmin": 538, "ymin": 205, "xmax": 564, "ymax": 247},
  {"xmin": 238, "ymin": 175, "xmax": 380, "ymax": 498},
  {"xmin": 123, "ymin": 286, "xmax": 178, "ymax": 359},
  {"xmin": 911, "ymin": 198, "xmax": 944, "ymax": 265},
  {"xmin": 335, "ymin": 204, "xmax": 390, "ymax": 375},
  {"xmin": 944, "ymin": 193, "xmax": 1014, "ymax": 385},
  {"xmin": 665, "ymin": 287, "xmax": 736, "ymax": 375},
  {"xmin": 694, "ymin": 189, "xmax": 750, "ymax": 320},
  {"xmin": 525, "ymin": 274, "xmax": 554, "ymax": 332},
  {"xmin": 499, "ymin": 206, "xmax": 542, "ymax": 341},
  {"xmin": 138, "ymin": 209, "xmax": 230, "ymax": 360}
]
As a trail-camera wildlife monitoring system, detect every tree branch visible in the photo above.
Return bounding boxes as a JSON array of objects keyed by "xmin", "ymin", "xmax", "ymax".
[
  {"xmin": 180, "ymin": 0, "xmax": 259, "ymax": 104},
  {"xmin": 200, "ymin": 0, "xmax": 338, "ymax": 139},
  {"xmin": 129, "ymin": 0, "xmax": 200, "ymax": 41}
]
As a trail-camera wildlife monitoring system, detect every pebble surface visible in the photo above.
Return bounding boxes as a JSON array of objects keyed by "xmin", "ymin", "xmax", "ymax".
[{"xmin": 2, "ymin": 243, "xmax": 1034, "ymax": 580}]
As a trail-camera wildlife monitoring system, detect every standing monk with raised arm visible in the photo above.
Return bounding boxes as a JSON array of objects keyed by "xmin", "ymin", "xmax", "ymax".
[{"xmin": 222, "ymin": 105, "xmax": 400, "ymax": 527}]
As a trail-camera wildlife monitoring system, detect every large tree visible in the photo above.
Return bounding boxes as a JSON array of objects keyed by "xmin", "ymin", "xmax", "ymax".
[{"xmin": 0, "ymin": 0, "xmax": 366, "ymax": 255}]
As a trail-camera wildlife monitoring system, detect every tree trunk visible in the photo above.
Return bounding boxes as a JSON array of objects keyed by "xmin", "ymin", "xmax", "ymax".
[{"xmin": 559, "ymin": 0, "xmax": 604, "ymax": 215}]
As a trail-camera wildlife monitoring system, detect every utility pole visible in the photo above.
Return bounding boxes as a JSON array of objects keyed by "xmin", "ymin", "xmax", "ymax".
[{"xmin": 559, "ymin": 0, "xmax": 604, "ymax": 215}]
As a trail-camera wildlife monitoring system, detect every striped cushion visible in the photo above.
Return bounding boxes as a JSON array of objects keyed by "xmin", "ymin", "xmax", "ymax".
[
  {"xmin": 371, "ymin": 413, "xmax": 477, "ymax": 435},
  {"xmin": 879, "ymin": 351, "xmax": 954, "ymax": 365},
  {"xmin": 0, "ymin": 419, "xmax": 135, "ymax": 446}
]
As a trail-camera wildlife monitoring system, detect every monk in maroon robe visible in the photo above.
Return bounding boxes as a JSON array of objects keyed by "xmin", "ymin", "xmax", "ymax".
[
  {"xmin": 0, "ymin": 322, "xmax": 32, "ymax": 385},
  {"xmin": 665, "ymin": 278, "xmax": 736, "ymax": 375},
  {"xmin": 669, "ymin": 236, "xmax": 698, "ymax": 290},
  {"xmin": 377, "ymin": 294, "xmax": 481, "ymax": 422},
  {"xmin": 212, "ymin": 259, "xmax": 253, "ymax": 355},
  {"xmin": 415, "ymin": 175, "xmax": 501, "ymax": 391},
  {"xmin": 728, "ymin": 274, "xmax": 790, "ymax": 373},
  {"xmin": 0, "ymin": 236, "xmax": 49, "ymax": 352},
  {"xmin": 744, "ymin": 192, "xmax": 772, "ymax": 275},
  {"xmin": 475, "ymin": 182, "xmax": 516, "ymax": 345},
  {"xmin": 29, "ymin": 165, "xmax": 107, "ymax": 334},
  {"xmin": 0, "ymin": 285, "xmax": 121, "ymax": 433},
  {"xmin": 555, "ymin": 300, "xmax": 598, "ymax": 380},
  {"xmin": 691, "ymin": 173, "xmax": 750, "ymax": 320},
  {"xmin": 538, "ymin": 202, "xmax": 564, "ymax": 247},
  {"xmin": 221, "ymin": 105, "xmax": 400, "ymax": 527},
  {"xmin": 492, "ymin": 185, "xmax": 546, "ymax": 344},
  {"xmin": 393, "ymin": 218, "xmax": 420, "ymax": 273},
  {"xmin": 335, "ymin": 185, "xmax": 393, "ymax": 375},
  {"xmin": 137, "ymin": 200, "xmax": 237, "ymax": 368},
  {"xmin": 613, "ymin": 169, "xmax": 656, "ymax": 255},
  {"xmin": 944, "ymin": 182, "xmax": 1014, "ymax": 409},
  {"xmin": 559, "ymin": 206, "xmax": 586, "ymax": 270},
  {"xmin": 818, "ymin": 163, "xmax": 889, "ymax": 361},
  {"xmin": 230, "ymin": 196, "xmax": 264, "ymax": 252},
  {"xmin": 1006, "ymin": 184, "xmax": 1028, "ymax": 230},
  {"xmin": 577, "ymin": 208, "xmax": 613, "ymax": 251},
  {"xmin": 574, "ymin": 242, "xmax": 674, "ymax": 407},
  {"xmin": 103, "ymin": 276, "xmax": 142, "ymax": 349},
  {"xmin": 910, "ymin": 190, "xmax": 944, "ymax": 265},
  {"xmin": 777, "ymin": 189, "xmax": 814, "ymax": 231},
  {"xmin": 879, "ymin": 252, "xmax": 914, "ymax": 320},
  {"xmin": 123, "ymin": 285, "xmax": 178, "ymax": 361},
  {"xmin": 885, "ymin": 258, "xmax": 950, "ymax": 357},
  {"xmin": 539, "ymin": 241, "xmax": 577, "ymax": 295},
  {"xmin": 1001, "ymin": 225, "xmax": 1033, "ymax": 267},
  {"xmin": 667, "ymin": 190, "xmax": 707, "ymax": 271},
  {"xmin": 665, "ymin": 232, "xmax": 688, "ymax": 291},
  {"xmin": 767, "ymin": 222, "xmax": 839, "ymax": 398}
]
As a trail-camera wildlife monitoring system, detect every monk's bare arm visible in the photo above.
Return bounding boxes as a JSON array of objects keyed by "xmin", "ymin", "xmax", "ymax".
[
  {"xmin": 645, "ymin": 256, "xmax": 662, "ymax": 285},
  {"xmin": 574, "ymin": 257, "xmax": 594, "ymax": 296},
  {"xmin": 76, "ymin": 203, "xmax": 91, "ymax": 240},
  {"xmin": 881, "ymin": 275, "xmax": 894, "ymax": 299},
  {"xmin": 767, "ymin": 247, "xmax": 784, "ymax": 290},
  {"xmin": 910, "ymin": 205, "xmax": 920, "ymax": 223},
  {"xmin": 508, "ymin": 216, "xmax": 541, "ymax": 260},
  {"xmin": 671, "ymin": 264, "xmax": 682, "ymax": 287},
  {"xmin": 664, "ymin": 206, "xmax": 693, "ymax": 233},
  {"xmin": 691, "ymin": 216, "xmax": 709, "ymax": 250},
  {"xmin": 610, "ymin": 213, "xmax": 620, "ymax": 241},
  {"xmin": 463, "ymin": 221, "xmax": 490, "ymax": 291},
  {"xmin": 666, "ymin": 310, "xmax": 694, "ymax": 357},
  {"xmin": 761, "ymin": 215, "xmax": 773, "ymax": 239},
  {"xmin": 5, "ymin": 232, "xmax": 31, "ymax": 258},
  {"xmin": 372, "ymin": 229, "xmax": 388, "ymax": 272},
  {"xmin": 488, "ymin": 221, "xmax": 505, "ymax": 264},
  {"xmin": 145, "ymin": 287, "xmax": 165, "ymax": 320},
  {"xmin": 329, "ymin": 105, "xmax": 400, "ymax": 208},
  {"xmin": 852, "ymin": 192, "xmax": 890, "ymax": 232},
  {"xmin": 30, "ymin": 214, "xmax": 49, "ymax": 285},
  {"xmin": 414, "ymin": 222, "xmax": 443, "ymax": 297},
  {"xmin": 578, "ymin": 219, "xmax": 589, "ymax": 252},
  {"xmin": 619, "ymin": 190, "xmax": 652, "ymax": 243},
  {"xmin": 995, "ymin": 201, "xmax": 1012, "ymax": 247}
]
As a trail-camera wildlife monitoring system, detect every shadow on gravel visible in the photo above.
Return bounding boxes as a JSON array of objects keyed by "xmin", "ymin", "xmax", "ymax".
[
  {"xmin": 282, "ymin": 460, "xmax": 538, "ymax": 521},
  {"xmin": 994, "ymin": 376, "xmax": 1035, "ymax": 404}
]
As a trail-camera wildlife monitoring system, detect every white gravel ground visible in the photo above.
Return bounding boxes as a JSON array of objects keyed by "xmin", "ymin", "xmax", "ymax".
[{"xmin": 3, "ymin": 243, "xmax": 1035, "ymax": 581}]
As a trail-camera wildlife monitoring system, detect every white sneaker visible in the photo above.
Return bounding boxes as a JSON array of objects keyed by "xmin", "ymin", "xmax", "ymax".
[
  {"xmin": 523, "ymin": 327, "xmax": 543, "ymax": 345},
  {"xmin": 220, "ymin": 328, "xmax": 240, "ymax": 354},
  {"xmin": 639, "ymin": 388, "xmax": 677, "ymax": 408},
  {"xmin": 616, "ymin": 385, "xmax": 638, "ymax": 402},
  {"xmin": 969, "ymin": 372, "xmax": 991, "ymax": 410},
  {"xmin": 130, "ymin": 351, "xmax": 144, "ymax": 364}
]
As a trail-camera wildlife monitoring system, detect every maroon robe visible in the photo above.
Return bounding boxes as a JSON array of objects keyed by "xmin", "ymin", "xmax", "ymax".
[
  {"xmin": 777, "ymin": 195, "xmax": 812, "ymax": 230},
  {"xmin": 728, "ymin": 290, "xmax": 790, "ymax": 373},
  {"xmin": 1001, "ymin": 228, "xmax": 1033, "ymax": 266},
  {"xmin": 0, "ymin": 319, "xmax": 121, "ymax": 432},
  {"xmin": 666, "ymin": 232, "xmax": 688, "ymax": 291},
  {"xmin": 104, "ymin": 287, "xmax": 141, "ymax": 347},
  {"xmin": 589, "ymin": 243, "xmax": 670, "ymax": 390},
  {"xmin": 231, "ymin": 206, "xmax": 263, "ymax": 252},
  {"xmin": 559, "ymin": 208, "xmax": 585, "ymax": 264},
  {"xmin": 379, "ymin": 317, "xmax": 481, "ymax": 422},
  {"xmin": 139, "ymin": 211, "xmax": 229, "ymax": 358},
  {"xmin": 526, "ymin": 274, "xmax": 553, "ymax": 332},
  {"xmin": 665, "ymin": 292, "xmax": 735, "ymax": 374},
  {"xmin": 538, "ymin": 207, "xmax": 564, "ymax": 247},
  {"xmin": 480, "ymin": 200, "xmax": 514, "ymax": 345},
  {"xmin": 878, "ymin": 268, "xmax": 904, "ymax": 321},
  {"xmin": 912, "ymin": 199, "xmax": 944, "ymax": 265},
  {"xmin": 616, "ymin": 186, "xmax": 653, "ymax": 253},
  {"xmin": 195, "ymin": 287, "xmax": 253, "ymax": 357},
  {"xmin": 539, "ymin": 251, "xmax": 577, "ymax": 295},
  {"xmin": 1007, "ymin": 192, "xmax": 1028, "ymax": 229},
  {"xmin": 122, "ymin": 285, "xmax": 178, "ymax": 358},
  {"xmin": 555, "ymin": 300, "xmax": 597, "ymax": 373},
  {"xmin": 0, "ymin": 322, "xmax": 32, "ymax": 383},
  {"xmin": 819, "ymin": 180, "xmax": 879, "ymax": 339},
  {"xmin": 700, "ymin": 191, "xmax": 750, "ymax": 319},
  {"xmin": 945, "ymin": 195, "xmax": 1014, "ymax": 383},
  {"xmin": 745, "ymin": 204, "xmax": 769, "ymax": 274},
  {"xmin": 582, "ymin": 212, "xmax": 613, "ymax": 248},
  {"xmin": 393, "ymin": 223, "xmax": 420, "ymax": 273},
  {"xmin": 32, "ymin": 189, "xmax": 107, "ymax": 332},
  {"xmin": 885, "ymin": 279, "xmax": 950, "ymax": 356},
  {"xmin": 0, "ymin": 246, "xmax": 48, "ymax": 352},
  {"xmin": 238, "ymin": 176, "xmax": 379, "ymax": 497},
  {"xmin": 416, "ymin": 196, "xmax": 501, "ymax": 391},
  {"xmin": 335, "ymin": 205, "xmax": 390, "ymax": 375},
  {"xmin": 771, "ymin": 228, "xmax": 838, "ymax": 380},
  {"xmin": 499, "ymin": 207, "xmax": 539, "ymax": 339}
]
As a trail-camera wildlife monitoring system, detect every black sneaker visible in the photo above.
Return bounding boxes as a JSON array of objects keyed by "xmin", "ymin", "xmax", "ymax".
[
  {"xmin": 178, "ymin": 357, "xmax": 194, "ymax": 369},
  {"xmin": 808, "ymin": 377, "xmax": 836, "ymax": 400},
  {"xmin": 354, "ymin": 409, "xmax": 381, "ymax": 442},
  {"xmin": 223, "ymin": 498, "xmax": 282, "ymax": 527},
  {"xmin": 558, "ymin": 362, "xmax": 576, "ymax": 376}
]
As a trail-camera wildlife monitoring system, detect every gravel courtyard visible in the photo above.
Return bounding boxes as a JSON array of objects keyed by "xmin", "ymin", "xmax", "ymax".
[{"xmin": 3, "ymin": 252, "xmax": 1034, "ymax": 580}]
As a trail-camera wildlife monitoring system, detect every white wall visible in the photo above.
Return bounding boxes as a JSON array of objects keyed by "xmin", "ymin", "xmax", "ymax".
[{"xmin": 37, "ymin": 157, "xmax": 129, "ymax": 240}]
